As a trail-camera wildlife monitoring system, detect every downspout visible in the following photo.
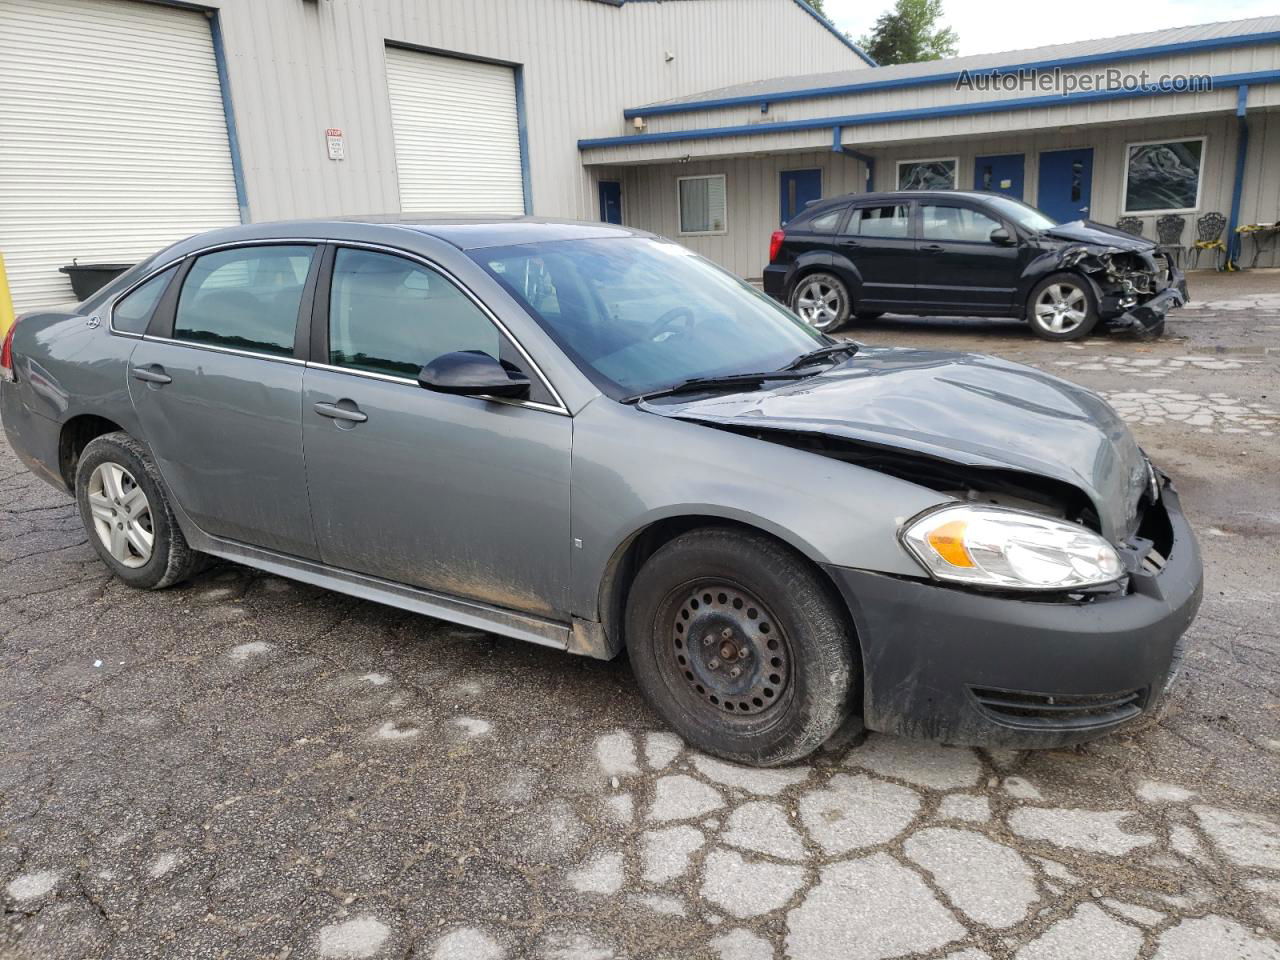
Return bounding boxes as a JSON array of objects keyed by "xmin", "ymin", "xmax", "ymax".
[
  {"xmin": 831, "ymin": 126, "xmax": 875, "ymax": 192},
  {"xmin": 208, "ymin": 11, "xmax": 250, "ymax": 224},
  {"xmin": 1226, "ymin": 85, "xmax": 1249, "ymax": 270}
]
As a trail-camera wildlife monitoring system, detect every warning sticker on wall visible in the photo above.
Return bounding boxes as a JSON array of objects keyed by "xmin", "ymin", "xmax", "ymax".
[{"xmin": 325, "ymin": 128, "xmax": 346, "ymax": 161}]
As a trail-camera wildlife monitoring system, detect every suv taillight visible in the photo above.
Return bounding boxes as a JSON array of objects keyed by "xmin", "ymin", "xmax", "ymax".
[
  {"xmin": 768, "ymin": 230, "xmax": 785, "ymax": 264},
  {"xmin": 0, "ymin": 320, "xmax": 16, "ymax": 382}
]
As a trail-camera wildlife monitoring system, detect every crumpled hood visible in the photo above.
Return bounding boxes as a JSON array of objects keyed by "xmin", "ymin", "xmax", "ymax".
[
  {"xmin": 1041, "ymin": 220, "xmax": 1157, "ymax": 253},
  {"xmin": 641, "ymin": 346, "xmax": 1148, "ymax": 543}
]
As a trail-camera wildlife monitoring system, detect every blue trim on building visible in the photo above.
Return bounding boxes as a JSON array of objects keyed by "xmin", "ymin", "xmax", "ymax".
[
  {"xmin": 582, "ymin": 69, "xmax": 1280, "ymax": 150},
  {"xmin": 790, "ymin": 0, "xmax": 876, "ymax": 66},
  {"xmin": 1227, "ymin": 85, "xmax": 1250, "ymax": 268},
  {"xmin": 514, "ymin": 65, "xmax": 534, "ymax": 215},
  {"xmin": 208, "ymin": 10, "xmax": 249, "ymax": 224},
  {"xmin": 622, "ymin": 29, "xmax": 1280, "ymax": 120}
]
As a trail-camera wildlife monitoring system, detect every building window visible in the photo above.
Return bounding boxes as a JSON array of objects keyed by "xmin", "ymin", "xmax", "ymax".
[
  {"xmin": 678, "ymin": 175, "xmax": 727, "ymax": 234},
  {"xmin": 1123, "ymin": 138, "xmax": 1204, "ymax": 213},
  {"xmin": 897, "ymin": 158, "xmax": 957, "ymax": 190}
]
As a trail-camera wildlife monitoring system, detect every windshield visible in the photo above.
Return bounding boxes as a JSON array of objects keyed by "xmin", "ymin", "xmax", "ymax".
[
  {"xmin": 981, "ymin": 195, "xmax": 1058, "ymax": 232},
  {"xmin": 473, "ymin": 237, "xmax": 826, "ymax": 399}
]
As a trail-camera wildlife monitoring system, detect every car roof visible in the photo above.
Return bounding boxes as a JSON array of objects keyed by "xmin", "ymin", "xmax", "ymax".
[{"xmin": 195, "ymin": 215, "xmax": 649, "ymax": 251}]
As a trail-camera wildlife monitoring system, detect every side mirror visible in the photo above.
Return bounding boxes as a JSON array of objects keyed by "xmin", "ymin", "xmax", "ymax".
[
  {"xmin": 989, "ymin": 226, "xmax": 1015, "ymax": 245},
  {"xmin": 418, "ymin": 351, "xmax": 530, "ymax": 400}
]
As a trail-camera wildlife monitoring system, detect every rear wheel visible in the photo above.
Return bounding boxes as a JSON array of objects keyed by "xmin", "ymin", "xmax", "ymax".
[
  {"xmin": 75, "ymin": 432, "xmax": 205, "ymax": 590},
  {"xmin": 790, "ymin": 273, "xmax": 851, "ymax": 332},
  {"xmin": 625, "ymin": 526, "xmax": 857, "ymax": 766},
  {"xmin": 1027, "ymin": 272, "xmax": 1099, "ymax": 341}
]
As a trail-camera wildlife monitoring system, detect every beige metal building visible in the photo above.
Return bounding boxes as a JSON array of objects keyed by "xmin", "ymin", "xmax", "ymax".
[
  {"xmin": 582, "ymin": 17, "xmax": 1280, "ymax": 277},
  {"xmin": 2, "ymin": 1, "xmax": 1278, "ymax": 313},
  {"xmin": 0, "ymin": 0, "xmax": 869, "ymax": 311}
]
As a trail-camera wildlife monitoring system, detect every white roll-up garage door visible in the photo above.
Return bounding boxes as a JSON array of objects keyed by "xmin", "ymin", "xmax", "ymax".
[
  {"xmin": 0, "ymin": 0, "xmax": 241, "ymax": 311},
  {"xmin": 384, "ymin": 46, "xmax": 526, "ymax": 216}
]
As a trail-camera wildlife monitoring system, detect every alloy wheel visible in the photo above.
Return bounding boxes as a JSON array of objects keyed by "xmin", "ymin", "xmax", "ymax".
[
  {"xmin": 668, "ymin": 581, "xmax": 791, "ymax": 717},
  {"xmin": 794, "ymin": 279, "xmax": 843, "ymax": 331},
  {"xmin": 1034, "ymin": 282, "xmax": 1088, "ymax": 333},
  {"xmin": 87, "ymin": 462, "xmax": 154, "ymax": 568}
]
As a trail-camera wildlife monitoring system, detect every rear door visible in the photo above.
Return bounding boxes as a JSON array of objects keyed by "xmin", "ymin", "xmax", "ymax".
[
  {"xmin": 127, "ymin": 243, "xmax": 320, "ymax": 559},
  {"xmin": 915, "ymin": 202, "xmax": 1021, "ymax": 312},
  {"xmin": 835, "ymin": 201, "xmax": 918, "ymax": 310},
  {"xmin": 300, "ymin": 245, "xmax": 572, "ymax": 618}
]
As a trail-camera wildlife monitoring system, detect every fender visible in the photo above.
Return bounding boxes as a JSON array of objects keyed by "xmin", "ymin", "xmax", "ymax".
[{"xmin": 785, "ymin": 249, "xmax": 864, "ymax": 303}]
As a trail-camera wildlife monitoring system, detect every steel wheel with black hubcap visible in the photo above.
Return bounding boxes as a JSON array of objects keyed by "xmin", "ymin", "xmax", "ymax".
[
  {"xmin": 625, "ymin": 526, "xmax": 857, "ymax": 766},
  {"xmin": 790, "ymin": 272, "xmax": 851, "ymax": 332},
  {"xmin": 1027, "ymin": 272, "xmax": 1099, "ymax": 341}
]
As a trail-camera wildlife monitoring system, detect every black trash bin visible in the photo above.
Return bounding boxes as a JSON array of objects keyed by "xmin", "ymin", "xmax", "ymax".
[{"xmin": 59, "ymin": 262, "xmax": 135, "ymax": 300}]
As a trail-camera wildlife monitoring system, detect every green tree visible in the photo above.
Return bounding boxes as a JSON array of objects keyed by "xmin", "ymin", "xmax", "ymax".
[
  {"xmin": 858, "ymin": 0, "xmax": 958, "ymax": 65},
  {"xmin": 805, "ymin": 0, "xmax": 828, "ymax": 15}
]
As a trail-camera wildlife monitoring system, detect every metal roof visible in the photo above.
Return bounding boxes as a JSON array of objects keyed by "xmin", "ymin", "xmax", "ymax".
[{"xmin": 633, "ymin": 15, "xmax": 1280, "ymax": 112}]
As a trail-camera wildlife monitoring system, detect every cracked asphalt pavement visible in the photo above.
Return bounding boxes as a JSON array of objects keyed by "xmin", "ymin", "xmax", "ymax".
[{"xmin": 2, "ymin": 270, "xmax": 1278, "ymax": 960}]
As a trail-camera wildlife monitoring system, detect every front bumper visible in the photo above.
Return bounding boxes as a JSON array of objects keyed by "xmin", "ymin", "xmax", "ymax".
[
  {"xmin": 1101, "ymin": 266, "xmax": 1189, "ymax": 339},
  {"xmin": 825, "ymin": 481, "xmax": 1203, "ymax": 748}
]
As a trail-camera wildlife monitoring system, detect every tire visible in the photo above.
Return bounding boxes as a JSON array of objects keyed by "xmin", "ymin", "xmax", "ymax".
[
  {"xmin": 789, "ymin": 272, "xmax": 852, "ymax": 333},
  {"xmin": 625, "ymin": 526, "xmax": 857, "ymax": 766},
  {"xmin": 854, "ymin": 310, "xmax": 884, "ymax": 320},
  {"xmin": 75, "ymin": 432, "xmax": 205, "ymax": 590},
  {"xmin": 1026, "ymin": 272, "xmax": 1099, "ymax": 341}
]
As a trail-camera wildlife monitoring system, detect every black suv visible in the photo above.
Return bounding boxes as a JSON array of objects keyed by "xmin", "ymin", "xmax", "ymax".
[{"xmin": 763, "ymin": 190, "xmax": 1188, "ymax": 341}]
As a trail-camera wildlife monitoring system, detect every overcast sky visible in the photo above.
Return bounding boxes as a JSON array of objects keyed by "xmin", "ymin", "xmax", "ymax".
[{"xmin": 822, "ymin": 0, "xmax": 1277, "ymax": 57}]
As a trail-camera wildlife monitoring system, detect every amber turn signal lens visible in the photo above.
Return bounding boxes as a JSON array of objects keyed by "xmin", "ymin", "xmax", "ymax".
[{"xmin": 925, "ymin": 519, "xmax": 975, "ymax": 568}]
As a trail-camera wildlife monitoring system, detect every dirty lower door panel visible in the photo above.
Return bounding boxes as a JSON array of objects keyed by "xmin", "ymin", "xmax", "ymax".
[{"xmin": 301, "ymin": 367, "xmax": 572, "ymax": 619}]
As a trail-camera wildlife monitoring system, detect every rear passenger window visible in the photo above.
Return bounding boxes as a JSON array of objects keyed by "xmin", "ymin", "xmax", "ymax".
[
  {"xmin": 112, "ymin": 266, "xmax": 176, "ymax": 335},
  {"xmin": 849, "ymin": 204, "xmax": 911, "ymax": 239},
  {"xmin": 328, "ymin": 248, "xmax": 500, "ymax": 379},
  {"xmin": 174, "ymin": 245, "xmax": 314, "ymax": 356},
  {"xmin": 807, "ymin": 208, "xmax": 844, "ymax": 233}
]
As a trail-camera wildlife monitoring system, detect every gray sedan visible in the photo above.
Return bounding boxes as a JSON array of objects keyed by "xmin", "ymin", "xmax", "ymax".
[{"xmin": 0, "ymin": 218, "xmax": 1203, "ymax": 765}]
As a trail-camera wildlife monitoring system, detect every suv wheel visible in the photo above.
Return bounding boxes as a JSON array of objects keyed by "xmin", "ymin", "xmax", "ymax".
[
  {"xmin": 625, "ymin": 527, "xmax": 857, "ymax": 766},
  {"xmin": 75, "ymin": 432, "xmax": 205, "ymax": 590},
  {"xmin": 1027, "ymin": 273, "xmax": 1099, "ymax": 341},
  {"xmin": 790, "ymin": 273, "xmax": 851, "ymax": 332}
]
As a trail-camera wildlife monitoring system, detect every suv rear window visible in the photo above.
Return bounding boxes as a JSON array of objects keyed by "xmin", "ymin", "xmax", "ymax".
[{"xmin": 801, "ymin": 207, "xmax": 845, "ymax": 233}]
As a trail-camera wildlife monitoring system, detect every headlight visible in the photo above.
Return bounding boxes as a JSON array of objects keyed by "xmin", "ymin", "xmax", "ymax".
[{"xmin": 901, "ymin": 504, "xmax": 1124, "ymax": 591}]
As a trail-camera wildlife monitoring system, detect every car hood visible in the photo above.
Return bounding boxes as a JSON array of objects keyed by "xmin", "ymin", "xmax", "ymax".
[
  {"xmin": 640, "ymin": 346, "xmax": 1148, "ymax": 543},
  {"xmin": 1040, "ymin": 220, "xmax": 1157, "ymax": 253}
]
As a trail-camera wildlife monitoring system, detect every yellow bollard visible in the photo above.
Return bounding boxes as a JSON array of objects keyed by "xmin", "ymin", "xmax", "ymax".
[{"xmin": 0, "ymin": 253, "xmax": 15, "ymax": 338}]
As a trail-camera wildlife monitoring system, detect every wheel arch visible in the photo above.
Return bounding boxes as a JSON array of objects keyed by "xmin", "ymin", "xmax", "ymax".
[
  {"xmin": 785, "ymin": 252, "xmax": 862, "ymax": 303},
  {"xmin": 58, "ymin": 414, "xmax": 127, "ymax": 490},
  {"xmin": 594, "ymin": 512, "xmax": 860, "ymax": 666}
]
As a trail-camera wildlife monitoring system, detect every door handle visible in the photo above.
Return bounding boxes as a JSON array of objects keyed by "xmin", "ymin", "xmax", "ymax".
[
  {"xmin": 313, "ymin": 400, "xmax": 367, "ymax": 424},
  {"xmin": 919, "ymin": 243, "xmax": 945, "ymax": 253},
  {"xmin": 131, "ymin": 364, "xmax": 172, "ymax": 385}
]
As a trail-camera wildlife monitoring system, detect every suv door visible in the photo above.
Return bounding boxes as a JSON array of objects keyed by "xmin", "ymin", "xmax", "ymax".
[
  {"xmin": 301, "ymin": 246, "xmax": 572, "ymax": 619},
  {"xmin": 835, "ymin": 201, "xmax": 918, "ymax": 311},
  {"xmin": 915, "ymin": 202, "xmax": 1022, "ymax": 313},
  {"xmin": 127, "ymin": 243, "xmax": 320, "ymax": 559}
]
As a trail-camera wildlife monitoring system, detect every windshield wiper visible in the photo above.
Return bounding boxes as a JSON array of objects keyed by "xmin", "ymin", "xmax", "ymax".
[
  {"xmin": 782, "ymin": 341, "xmax": 859, "ymax": 370},
  {"xmin": 623, "ymin": 370, "xmax": 807, "ymax": 404}
]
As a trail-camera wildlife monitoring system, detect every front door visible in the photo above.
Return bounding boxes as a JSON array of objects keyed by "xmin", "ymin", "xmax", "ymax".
[
  {"xmin": 780, "ymin": 169, "xmax": 822, "ymax": 226},
  {"xmin": 1037, "ymin": 148, "xmax": 1093, "ymax": 223},
  {"xmin": 301, "ymin": 246, "xmax": 572, "ymax": 618},
  {"xmin": 974, "ymin": 154, "xmax": 1025, "ymax": 199},
  {"xmin": 599, "ymin": 180, "xmax": 622, "ymax": 225},
  {"xmin": 127, "ymin": 243, "xmax": 320, "ymax": 559},
  {"xmin": 914, "ymin": 202, "xmax": 1022, "ymax": 312},
  {"xmin": 835, "ymin": 200, "xmax": 917, "ymax": 310}
]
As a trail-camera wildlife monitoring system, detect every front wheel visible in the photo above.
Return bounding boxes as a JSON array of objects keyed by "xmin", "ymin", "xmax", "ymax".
[
  {"xmin": 1027, "ymin": 272, "xmax": 1099, "ymax": 341},
  {"xmin": 625, "ymin": 527, "xmax": 857, "ymax": 766},
  {"xmin": 75, "ymin": 432, "xmax": 205, "ymax": 590},
  {"xmin": 790, "ymin": 272, "xmax": 851, "ymax": 332}
]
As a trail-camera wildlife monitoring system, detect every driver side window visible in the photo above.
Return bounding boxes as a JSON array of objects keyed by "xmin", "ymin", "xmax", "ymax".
[{"xmin": 328, "ymin": 248, "xmax": 500, "ymax": 378}]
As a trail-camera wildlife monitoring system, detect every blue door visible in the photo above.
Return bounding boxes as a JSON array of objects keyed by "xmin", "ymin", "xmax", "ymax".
[
  {"xmin": 780, "ymin": 169, "xmax": 822, "ymax": 225},
  {"xmin": 598, "ymin": 180, "xmax": 622, "ymax": 224},
  {"xmin": 974, "ymin": 154, "xmax": 1024, "ymax": 199},
  {"xmin": 1037, "ymin": 148, "xmax": 1094, "ymax": 223}
]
